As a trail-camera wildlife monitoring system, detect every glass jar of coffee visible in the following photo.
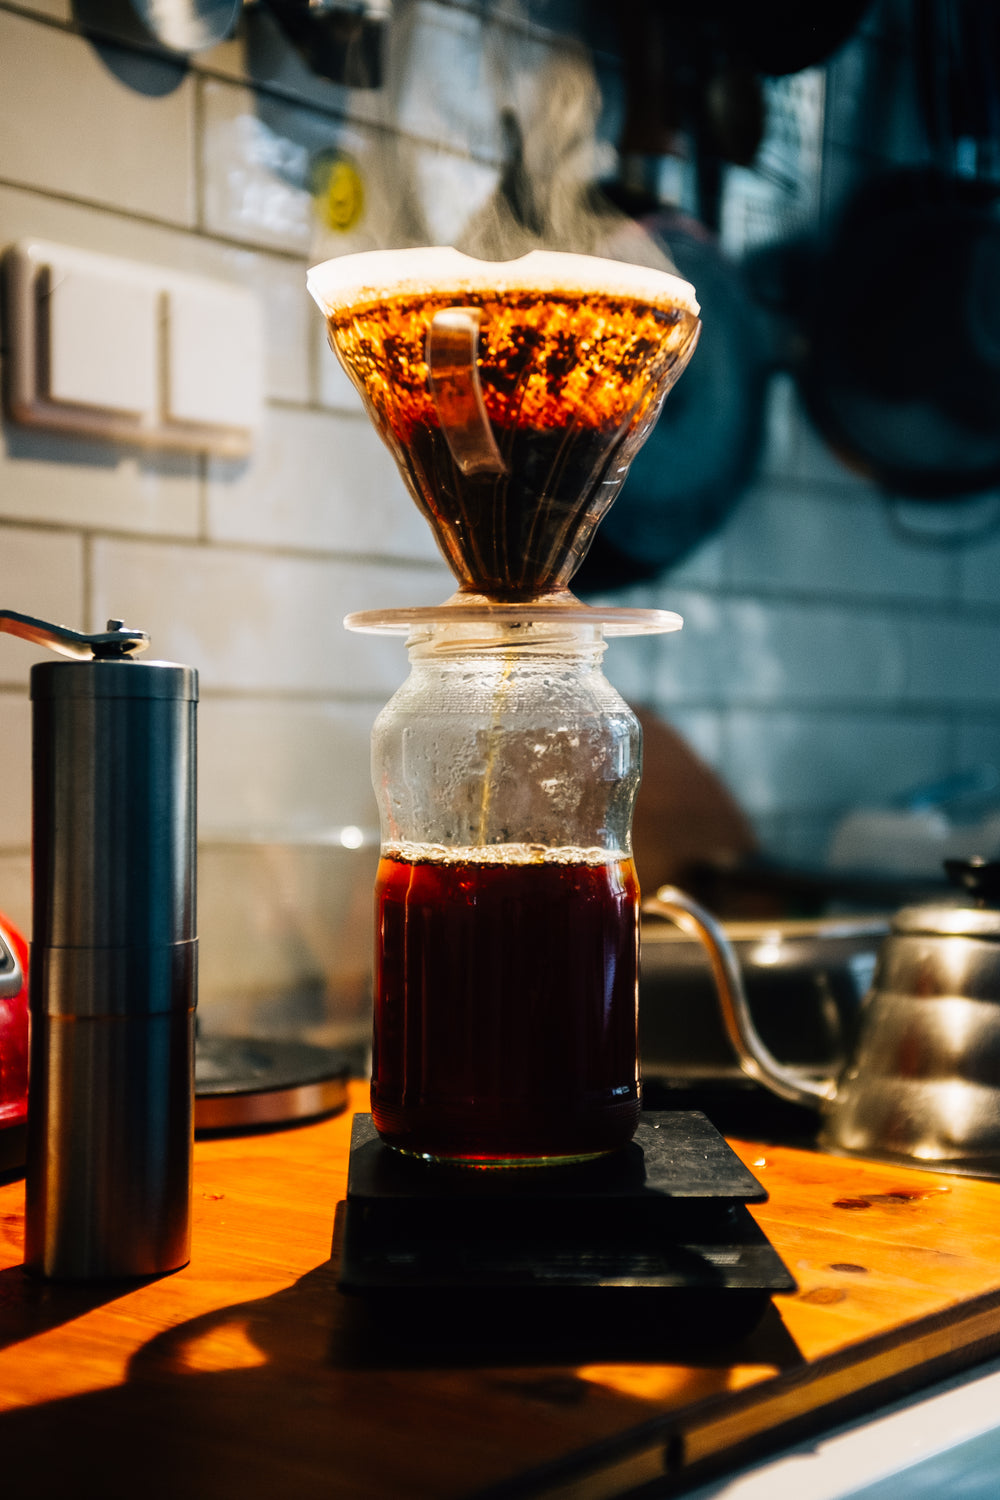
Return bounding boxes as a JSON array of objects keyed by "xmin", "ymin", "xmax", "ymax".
[{"xmin": 370, "ymin": 619, "xmax": 641, "ymax": 1166}]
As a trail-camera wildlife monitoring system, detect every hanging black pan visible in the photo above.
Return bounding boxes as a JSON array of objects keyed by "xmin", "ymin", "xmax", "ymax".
[
  {"xmin": 575, "ymin": 202, "xmax": 772, "ymax": 589},
  {"xmin": 794, "ymin": 0, "xmax": 1000, "ymax": 498},
  {"xmin": 575, "ymin": 0, "xmax": 880, "ymax": 590},
  {"xmin": 574, "ymin": 1, "xmax": 775, "ymax": 590},
  {"xmin": 684, "ymin": 0, "xmax": 874, "ymax": 80}
]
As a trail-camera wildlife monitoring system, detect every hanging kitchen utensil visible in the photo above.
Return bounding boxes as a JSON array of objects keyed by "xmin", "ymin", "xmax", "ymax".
[
  {"xmin": 693, "ymin": 0, "xmax": 874, "ymax": 79},
  {"xmin": 261, "ymin": 0, "xmax": 390, "ymax": 88},
  {"xmin": 73, "ymin": 0, "xmax": 241, "ymax": 56},
  {"xmin": 574, "ymin": 3, "xmax": 773, "ymax": 590},
  {"xmin": 794, "ymin": 0, "xmax": 1000, "ymax": 498},
  {"xmin": 575, "ymin": 204, "xmax": 772, "ymax": 589},
  {"xmin": 795, "ymin": 168, "xmax": 1000, "ymax": 497},
  {"xmin": 129, "ymin": 0, "xmax": 241, "ymax": 52},
  {"xmin": 621, "ymin": 1, "xmax": 873, "ymax": 80}
]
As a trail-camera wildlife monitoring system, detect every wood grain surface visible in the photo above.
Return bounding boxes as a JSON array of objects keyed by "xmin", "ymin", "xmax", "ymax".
[{"xmin": 3, "ymin": 1079, "xmax": 1000, "ymax": 1499}]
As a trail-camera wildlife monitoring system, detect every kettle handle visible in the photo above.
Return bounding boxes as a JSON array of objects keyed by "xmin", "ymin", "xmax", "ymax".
[{"xmin": 646, "ymin": 885, "xmax": 838, "ymax": 1108}]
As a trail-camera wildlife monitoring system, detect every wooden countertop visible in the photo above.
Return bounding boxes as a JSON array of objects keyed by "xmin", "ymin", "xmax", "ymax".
[{"xmin": 3, "ymin": 1079, "xmax": 1000, "ymax": 1499}]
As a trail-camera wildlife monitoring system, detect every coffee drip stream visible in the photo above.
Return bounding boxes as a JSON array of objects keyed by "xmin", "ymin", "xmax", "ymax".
[{"xmin": 308, "ymin": 247, "xmax": 702, "ymax": 1168}]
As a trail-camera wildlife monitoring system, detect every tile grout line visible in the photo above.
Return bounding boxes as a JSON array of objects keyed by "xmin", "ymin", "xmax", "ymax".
[
  {"xmin": 81, "ymin": 532, "xmax": 93, "ymax": 632},
  {"xmin": 0, "ymin": 516, "xmax": 994, "ymax": 627}
]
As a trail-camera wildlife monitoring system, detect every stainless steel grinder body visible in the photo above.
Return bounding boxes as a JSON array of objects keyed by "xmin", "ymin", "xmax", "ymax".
[{"xmin": 24, "ymin": 654, "xmax": 198, "ymax": 1280}]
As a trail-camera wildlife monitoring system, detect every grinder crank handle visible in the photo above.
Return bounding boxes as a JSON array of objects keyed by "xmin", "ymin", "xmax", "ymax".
[{"xmin": 0, "ymin": 610, "xmax": 149, "ymax": 660}]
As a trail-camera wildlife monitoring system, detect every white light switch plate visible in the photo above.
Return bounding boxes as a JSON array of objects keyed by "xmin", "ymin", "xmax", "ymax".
[
  {"xmin": 165, "ymin": 281, "xmax": 264, "ymax": 431},
  {"xmin": 4, "ymin": 239, "xmax": 264, "ymax": 456},
  {"xmin": 46, "ymin": 263, "xmax": 159, "ymax": 416}
]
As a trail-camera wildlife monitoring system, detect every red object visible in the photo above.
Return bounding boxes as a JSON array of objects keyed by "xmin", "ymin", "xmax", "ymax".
[
  {"xmin": 0, "ymin": 910, "xmax": 29, "ymax": 1131},
  {"xmin": 372, "ymin": 853, "xmax": 640, "ymax": 1162}
]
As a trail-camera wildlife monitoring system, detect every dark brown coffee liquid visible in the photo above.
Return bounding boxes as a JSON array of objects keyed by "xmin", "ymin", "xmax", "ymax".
[
  {"xmin": 371, "ymin": 844, "xmax": 640, "ymax": 1164},
  {"xmin": 327, "ymin": 289, "xmax": 700, "ymax": 600}
]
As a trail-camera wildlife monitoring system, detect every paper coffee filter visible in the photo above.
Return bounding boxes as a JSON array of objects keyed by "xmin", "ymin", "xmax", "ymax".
[{"xmin": 306, "ymin": 246, "xmax": 700, "ymax": 319}]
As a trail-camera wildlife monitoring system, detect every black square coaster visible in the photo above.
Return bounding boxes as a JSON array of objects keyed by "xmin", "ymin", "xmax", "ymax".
[
  {"xmin": 345, "ymin": 1110, "xmax": 768, "ymax": 1206},
  {"xmin": 338, "ymin": 1113, "xmax": 795, "ymax": 1305}
]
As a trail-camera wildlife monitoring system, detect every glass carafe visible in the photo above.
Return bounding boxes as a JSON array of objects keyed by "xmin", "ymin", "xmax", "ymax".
[{"xmin": 370, "ymin": 620, "xmax": 641, "ymax": 1165}]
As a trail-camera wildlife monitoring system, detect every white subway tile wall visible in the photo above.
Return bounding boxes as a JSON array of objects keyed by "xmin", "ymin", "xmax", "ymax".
[
  {"xmin": 2, "ymin": 0, "xmax": 999, "ymax": 1035},
  {"xmin": 0, "ymin": 12, "xmax": 196, "ymax": 225},
  {"xmin": 958, "ymin": 507, "xmax": 1000, "ymax": 607},
  {"xmin": 0, "ymin": 425, "xmax": 202, "ymax": 537},
  {"xmin": 200, "ymin": 79, "xmax": 318, "ymax": 254},
  {"xmin": 0, "ymin": 856, "xmax": 30, "ymax": 940},
  {"xmin": 88, "ymin": 537, "xmax": 451, "ymax": 695},
  {"xmin": 317, "ymin": 337, "xmax": 366, "ymax": 413},
  {"xmin": 720, "ymin": 479, "xmax": 956, "ymax": 603},
  {"xmin": 0, "ymin": 529, "xmax": 86, "ymax": 682},
  {"xmin": 723, "ymin": 709, "xmax": 951, "ymax": 819},
  {"xmin": 394, "ymin": 4, "xmax": 483, "ymax": 144},
  {"xmin": 198, "ymin": 698, "xmax": 379, "ymax": 837},
  {"xmin": 0, "ymin": 694, "xmax": 31, "ymax": 848},
  {"xmin": 205, "ymin": 405, "xmax": 439, "ymax": 559}
]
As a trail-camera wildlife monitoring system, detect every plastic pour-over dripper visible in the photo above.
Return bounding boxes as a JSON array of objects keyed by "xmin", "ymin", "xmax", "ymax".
[{"xmin": 307, "ymin": 248, "xmax": 700, "ymax": 636}]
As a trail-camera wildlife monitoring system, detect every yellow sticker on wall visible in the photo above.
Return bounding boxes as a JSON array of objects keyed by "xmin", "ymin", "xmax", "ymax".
[{"xmin": 312, "ymin": 154, "xmax": 365, "ymax": 234}]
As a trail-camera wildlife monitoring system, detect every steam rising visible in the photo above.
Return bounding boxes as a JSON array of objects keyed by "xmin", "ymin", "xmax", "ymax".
[
  {"xmin": 456, "ymin": 48, "xmax": 678, "ymax": 277},
  {"xmin": 310, "ymin": 21, "xmax": 682, "ymax": 281}
]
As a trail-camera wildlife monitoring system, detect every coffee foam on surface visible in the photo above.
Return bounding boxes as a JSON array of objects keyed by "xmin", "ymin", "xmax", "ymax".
[
  {"xmin": 381, "ymin": 840, "xmax": 629, "ymax": 868},
  {"xmin": 307, "ymin": 246, "xmax": 699, "ymax": 318}
]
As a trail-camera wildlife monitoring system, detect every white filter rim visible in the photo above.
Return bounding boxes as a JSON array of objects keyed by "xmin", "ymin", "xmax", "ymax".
[{"xmin": 307, "ymin": 246, "xmax": 699, "ymax": 319}]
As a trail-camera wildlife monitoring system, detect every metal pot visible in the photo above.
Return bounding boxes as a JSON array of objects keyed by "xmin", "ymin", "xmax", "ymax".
[{"xmin": 648, "ymin": 858, "xmax": 1000, "ymax": 1178}]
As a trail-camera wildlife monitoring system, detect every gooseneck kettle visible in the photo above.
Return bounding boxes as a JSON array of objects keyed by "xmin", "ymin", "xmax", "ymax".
[{"xmin": 650, "ymin": 857, "xmax": 1000, "ymax": 1178}]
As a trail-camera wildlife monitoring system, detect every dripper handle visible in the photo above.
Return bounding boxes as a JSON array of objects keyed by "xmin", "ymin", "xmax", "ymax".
[
  {"xmin": 646, "ymin": 885, "xmax": 838, "ymax": 1108},
  {"xmin": 426, "ymin": 308, "xmax": 506, "ymax": 477}
]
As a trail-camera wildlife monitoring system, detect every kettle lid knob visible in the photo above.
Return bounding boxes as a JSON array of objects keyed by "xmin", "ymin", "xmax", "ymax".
[{"xmin": 944, "ymin": 856, "xmax": 1000, "ymax": 907}]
